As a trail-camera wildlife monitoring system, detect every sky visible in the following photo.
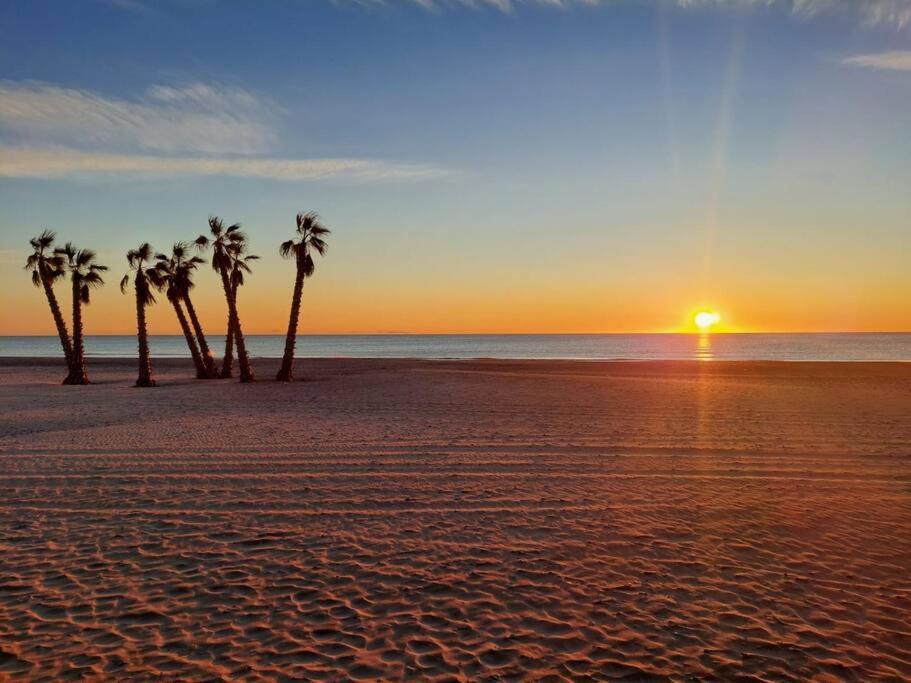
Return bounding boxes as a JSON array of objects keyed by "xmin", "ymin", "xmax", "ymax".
[{"xmin": 1, "ymin": 0, "xmax": 909, "ymax": 335}]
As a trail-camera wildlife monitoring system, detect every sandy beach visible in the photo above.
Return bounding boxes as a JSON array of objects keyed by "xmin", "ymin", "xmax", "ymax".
[{"xmin": 1, "ymin": 357, "xmax": 910, "ymax": 680}]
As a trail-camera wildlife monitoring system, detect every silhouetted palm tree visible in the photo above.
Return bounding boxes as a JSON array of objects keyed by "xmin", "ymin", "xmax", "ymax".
[
  {"xmin": 223, "ymin": 324, "xmax": 235, "ymax": 378},
  {"xmin": 276, "ymin": 212, "xmax": 330, "ymax": 382},
  {"xmin": 196, "ymin": 218, "xmax": 258, "ymax": 382},
  {"xmin": 150, "ymin": 244, "xmax": 210, "ymax": 379},
  {"xmin": 25, "ymin": 231, "xmax": 76, "ymax": 383},
  {"xmin": 168, "ymin": 245, "xmax": 220, "ymax": 379},
  {"xmin": 56, "ymin": 243, "xmax": 107, "ymax": 384},
  {"xmin": 120, "ymin": 243, "xmax": 157, "ymax": 387}
]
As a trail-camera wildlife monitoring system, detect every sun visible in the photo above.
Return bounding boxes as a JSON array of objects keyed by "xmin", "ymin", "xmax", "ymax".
[{"xmin": 694, "ymin": 311, "xmax": 721, "ymax": 332}]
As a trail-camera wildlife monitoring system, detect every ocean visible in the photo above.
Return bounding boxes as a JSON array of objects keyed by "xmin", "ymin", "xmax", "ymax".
[{"xmin": 0, "ymin": 334, "xmax": 909, "ymax": 361}]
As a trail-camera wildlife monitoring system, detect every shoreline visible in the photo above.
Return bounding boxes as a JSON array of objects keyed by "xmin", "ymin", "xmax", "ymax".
[{"xmin": 3, "ymin": 355, "xmax": 910, "ymax": 366}]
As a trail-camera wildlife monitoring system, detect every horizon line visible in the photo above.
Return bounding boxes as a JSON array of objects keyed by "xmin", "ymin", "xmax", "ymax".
[{"xmin": 2, "ymin": 331, "xmax": 910, "ymax": 337}]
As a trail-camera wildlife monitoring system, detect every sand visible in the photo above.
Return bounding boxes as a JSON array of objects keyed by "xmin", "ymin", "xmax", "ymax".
[{"xmin": 1, "ymin": 357, "xmax": 909, "ymax": 680}]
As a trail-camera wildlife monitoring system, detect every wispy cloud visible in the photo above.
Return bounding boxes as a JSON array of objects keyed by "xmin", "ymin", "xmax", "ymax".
[
  {"xmin": 0, "ymin": 146, "xmax": 447, "ymax": 182},
  {"xmin": 0, "ymin": 81, "xmax": 447, "ymax": 182},
  {"xmin": 345, "ymin": 0, "xmax": 911, "ymax": 27},
  {"xmin": 93, "ymin": 0, "xmax": 153, "ymax": 14},
  {"xmin": 677, "ymin": 0, "xmax": 911, "ymax": 27},
  {"xmin": 843, "ymin": 50, "xmax": 911, "ymax": 71},
  {"xmin": 0, "ymin": 82, "xmax": 278, "ymax": 155}
]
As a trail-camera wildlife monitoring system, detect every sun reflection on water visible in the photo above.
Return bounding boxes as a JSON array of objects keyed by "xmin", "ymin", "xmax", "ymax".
[{"xmin": 696, "ymin": 333, "xmax": 714, "ymax": 361}]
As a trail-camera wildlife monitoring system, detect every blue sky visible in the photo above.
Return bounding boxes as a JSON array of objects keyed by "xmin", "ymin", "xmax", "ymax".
[{"xmin": 1, "ymin": 0, "xmax": 909, "ymax": 333}]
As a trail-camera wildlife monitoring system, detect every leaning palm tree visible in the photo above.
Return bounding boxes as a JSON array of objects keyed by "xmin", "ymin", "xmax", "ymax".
[
  {"xmin": 56, "ymin": 243, "xmax": 107, "ymax": 384},
  {"xmin": 120, "ymin": 243, "xmax": 157, "ymax": 388},
  {"xmin": 150, "ymin": 244, "xmax": 210, "ymax": 379},
  {"xmin": 276, "ymin": 212, "xmax": 330, "ymax": 382},
  {"xmin": 196, "ymin": 218, "xmax": 257, "ymax": 382},
  {"xmin": 25, "ymin": 231, "xmax": 76, "ymax": 384},
  {"xmin": 168, "ymin": 245, "xmax": 220, "ymax": 379}
]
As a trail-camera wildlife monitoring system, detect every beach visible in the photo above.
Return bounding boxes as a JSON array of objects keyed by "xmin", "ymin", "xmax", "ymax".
[{"xmin": 1, "ymin": 357, "xmax": 910, "ymax": 680}]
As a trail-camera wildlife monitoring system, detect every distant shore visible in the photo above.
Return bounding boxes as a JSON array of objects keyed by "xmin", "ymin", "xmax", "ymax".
[{"xmin": 2, "ymin": 358, "xmax": 910, "ymax": 679}]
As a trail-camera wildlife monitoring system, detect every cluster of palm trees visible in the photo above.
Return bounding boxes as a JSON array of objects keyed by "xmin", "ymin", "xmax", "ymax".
[{"xmin": 26, "ymin": 212, "xmax": 330, "ymax": 386}]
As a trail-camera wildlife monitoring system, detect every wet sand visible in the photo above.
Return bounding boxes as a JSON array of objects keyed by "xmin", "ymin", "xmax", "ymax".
[{"xmin": 1, "ymin": 358, "xmax": 910, "ymax": 680}]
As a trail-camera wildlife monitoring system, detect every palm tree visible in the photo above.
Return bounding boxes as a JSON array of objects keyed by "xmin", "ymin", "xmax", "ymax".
[
  {"xmin": 196, "ymin": 217, "xmax": 258, "ymax": 382},
  {"xmin": 120, "ymin": 243, "xmax": 157, "ymax": 387},
  {"xmin": 150, "ymin": 243, "xmax": 210, "ymax": 379},
  {"xmin": 276, "ymin": 212, "xmax": 330, "ymax": 382},
  {"xmin": 169, "ymin": 245, "xmax": 220, "ymax": 380},
  {"xmin": 25, "ymin": 231, "xmax": 76, "ymax": 384},
  {"xmin": 56, "ymin": 243, "xmax": 107, "ymax": 384}
]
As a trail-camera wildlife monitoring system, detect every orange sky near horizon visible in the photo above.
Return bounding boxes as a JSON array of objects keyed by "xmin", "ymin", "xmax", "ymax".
[{"xmin": 2, "ymin": 246, "xmax": 908, "ymax": 336}]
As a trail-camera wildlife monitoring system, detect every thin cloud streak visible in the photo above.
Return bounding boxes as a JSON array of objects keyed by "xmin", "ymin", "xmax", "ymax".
[
  {"xmin": 0, "ymin": 82, "xmax": 279, "ymax": 155},
  {"xmin": 345, "ymin": 0, "xmax": 911, "ymax": 26},
  {"xmin": 678, "ymin": 0, "xmax": 911, "ymax": 27},
  {"xmin": 843, "ymin": 50, "xmax": 911, "ymax": 71},
  {"xmin": 0, "ymin": 147, "xmax": 448, "ymax": 182}
]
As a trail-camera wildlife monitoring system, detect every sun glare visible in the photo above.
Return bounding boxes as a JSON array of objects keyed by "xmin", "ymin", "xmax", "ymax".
[{"xmin": 694, "ymin": 311, "xmax": 721, "ymax": 332}]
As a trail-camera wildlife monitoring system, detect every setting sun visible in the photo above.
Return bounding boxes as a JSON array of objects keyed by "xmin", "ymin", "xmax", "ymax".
[{"xmin": 695, "ymin": 311, "xmax": 721, "ymax": 332}]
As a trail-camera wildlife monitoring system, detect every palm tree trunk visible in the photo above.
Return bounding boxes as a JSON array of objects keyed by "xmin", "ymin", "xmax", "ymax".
[
  {"xmin": 135, "ymin": 274, "xmax": 156, "ymax": 387},
  {"xmin": 222, "ymin": 327, "xmax": 235, "ymax": 377},
  {"xmin": 220, "ymin": 278, "xmax": 235, "ymax": 378},
  {"xmin": 171, "ymin": 296, "xmax": 206, "ymax": 379},
  {"xmin": 230, "ymin": 281, "xmax": 254, "ymax": 383},
  {"xmin": 40, "ymin": 264, "xmax": 75, "ymax": 384},
  {"xmin": 222, "ymin": 274, "xmax": 254, "ymax": 382},
  {"xmin": 276, "ymin": 266, "xmax": 305, "ymax": 382},
  {"xmin": 183, "ymin": 294, "xmax": 218, "ymax": 379},
  {"xmin": 70, "ymin": 276, "xmax": 89, "ymax": 384}
]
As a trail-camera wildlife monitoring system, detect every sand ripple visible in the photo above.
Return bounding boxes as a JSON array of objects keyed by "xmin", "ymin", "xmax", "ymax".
[
  {"xmin": 1, "ymin": 359, "xmax": 910, "ymax": 679},
  {"xmin": 1, "ymin": 450, "xmax": 910, "ymax": 680}
]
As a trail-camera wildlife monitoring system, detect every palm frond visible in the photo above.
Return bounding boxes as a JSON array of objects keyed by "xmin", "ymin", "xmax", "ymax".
[
  {"xmin": 31, "ymin": 269, "xmax": 41, "ymax": 287},
  {"xmin": 301, "ymin": 253, "xmax": 315, "ymax": 277},
  {"xmin": 120, "ymin": 274, "xmax": 130, "ymax": 293},
  {"xmin": 34, "ymin": 230, "xmax": 56, "ymax": 250},
  {"xmin": 139, "ymin": 283, "xmax": 156, "ymax": 307},
  {"xmin": 137, "ymin": 243, "xmax": 153, "ymax": 262},
  {"xmin": 83, "ymin": 271, "xmax": 105, "ymax": 287},
  {"xmin": 279, "ymin": 239, "xmax": 295, "ymax": 259},
  {"xmin": 75, "ymin": 249, "xmax": 96, "ymax": 267},
  {"xmin": 55, "ymin": 242, "xmax": 76, "ymax": 261},
  {"xmin": 146, "ymin": 268, "xmax": 166, "ymax": 290},
  {"xmin": 310, "ymin": 235, "xmax": 328, "ymax": 255}
]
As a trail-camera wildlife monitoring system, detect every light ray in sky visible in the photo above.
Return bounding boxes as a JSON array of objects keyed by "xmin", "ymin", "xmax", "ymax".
[{"xmin": 702, "ymin": 11, "xmax": 747, "ymax": 295}]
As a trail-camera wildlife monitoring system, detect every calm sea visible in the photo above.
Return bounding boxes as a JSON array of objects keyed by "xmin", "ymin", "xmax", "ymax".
[{"xmin": 0, "ymin": 334, "xmax": 909, "ymax": 361}]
